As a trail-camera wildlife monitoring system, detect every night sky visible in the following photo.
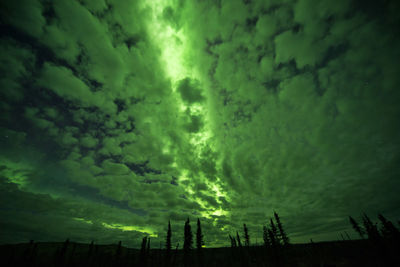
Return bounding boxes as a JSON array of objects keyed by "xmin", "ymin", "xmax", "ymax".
[{"xmin": 1, "ymin": 0, "xmax": 400, "ymax": 248}]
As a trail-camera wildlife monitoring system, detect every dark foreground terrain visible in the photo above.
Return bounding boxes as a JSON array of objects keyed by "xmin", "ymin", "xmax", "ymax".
[{"xmin": 1, "ymin": 239, "xmax": 399, "ymax": 267}]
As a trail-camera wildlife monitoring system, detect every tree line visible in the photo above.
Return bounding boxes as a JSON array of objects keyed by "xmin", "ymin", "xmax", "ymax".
[{"xmin": 3, "ymin": 212, "xmax": 400, "ymax": 266}]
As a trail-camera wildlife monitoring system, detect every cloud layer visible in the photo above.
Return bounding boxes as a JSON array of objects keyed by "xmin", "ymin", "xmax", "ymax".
[{"xmin": 1, "ymin": 0, "xmax": 400, "ymax": 247}]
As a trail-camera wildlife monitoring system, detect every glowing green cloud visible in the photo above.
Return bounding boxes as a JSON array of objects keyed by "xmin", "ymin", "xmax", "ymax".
[
  {"xmin": 102, "ymin": 222, "xmax": 158, "ymax": 237},
  {"xmin": 143, "ymin": 0, "xmax": 228, "ymax": 222}
]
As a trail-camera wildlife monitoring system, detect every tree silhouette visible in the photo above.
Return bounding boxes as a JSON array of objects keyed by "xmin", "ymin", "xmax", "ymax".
[
  {"xmin": 196, "ymin": 218, "xmax": 205, "ymax": 267},
  {"xmin": 263, "ymin": 226, "xmax": 270, "ymax": 248},
  {"xmin": 171, "ymin": 243, "xmax": 179, "ymax": 267},
  {"xmin": 243, "ymin": 224, "xmax": 250, "ymax": 247},
  {"xmin": 236, "ymin": 231, "xmax": 242, "ymax": 247},
  {"xmin": 268, "ymin": 228, "xmax": 277, "ymax": 248},
  {"xmin": 344, "ymin": 231, "xmax": 351, "ymax": 240},
  {"xmin": 378, "ymin": 214, "xmax": 400, "ymax": 240},
  {"xmin": 165, "ymin": 220, "xmax": 172, "ymax": 267},
  {"xmin": 270, "ymin": 218, "xmax": 279, "ymax": 245},
  {"xmin": 196, "ymin": 218, "xmax": 204, "ymax": 249},
  {"xmin": 274, "ymin": 211, "xmax": 290, "ymax": 246},
  {"xmin": 139, "ymin": 236, "xmax": 148, "ymax": 266},
  {"xmin": 362, "ymin": 213, "xmax": 381, "ymax": 241},
  {"xmin": 183, "ymin": 218, "xmax": 193, "ymax": 267},
  {"xmin": 55, "ymin": 238, "xmax": 69, "ymax": 267},
  {"xmin": 349, "ymin": 216, "xmax": 365, "ymax": 239},
  {"xmin": 229, "ymin": 234, "xmax": 237, "ymax": 248},
  {"xmin": 147, "ymin": 237, "xmax": 151, "ymax": 265},
  {"xmin": 115, "ymin": 241, "xmax": 122, "ymax": 266}
]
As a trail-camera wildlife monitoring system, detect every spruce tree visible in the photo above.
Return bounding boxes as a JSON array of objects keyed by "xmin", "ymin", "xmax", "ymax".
[
  {"xmin": 139, "ymin": 236, "xmax": 148, "ymax": 266},
  {"xmin": 236, "ymin": 231, "xmax": 242, "ymax": 247},
  {"xmin": 274, "ymin": 212, "xmax": 290, "ymax": 245},
  {"xmin": 349, "ymin": 216, "xmax": 365, "ymax": 239},
  {"xmin": 362, "ymin": 213, "xmax": 381, "ymax": 241},
  {"xmin": 263, "ymin": 226, "xmax": 270, "ymax": 248},
  {"xmin": 196, "ymin": 218, "xmax": 204, "ymax": 267},
  {"xmin": 243, "ymin": 224, "xmax": 250, "ymax": 247},
  {"xmin": 268, "ymin": 229, "xmax": 277, "ymax": 247},
  {"xmin": 165, "ymin": 220, "xmax": 172, "ymax": 266},
  {"xmin": 166, "ymin": 221, "xmax": 172, "ymax": 250},
  {"xmin": 270, "ymin": 218, "xmax": 279, "ymax": 245},
  {"xmin": 183, "ymin": 218, "xmax": 193, "ymax": 267},
  {"xmin": 378, "ymin": 213, "xmax": 400, "ymax": 240},
  {"xmin": 229, "ymin": 234, "xmax": 237, "ymax": 247},
  {"xmin": 116, "ymin": 241, "xmax": 122, "ymax": 258},
  {"xmin": 196, "ymin": 218, "xmax": 204, "ymax": 249}
]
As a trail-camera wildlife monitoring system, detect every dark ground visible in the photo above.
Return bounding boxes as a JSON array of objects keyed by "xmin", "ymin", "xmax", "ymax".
[{"xmin": 1, "ymin": 238, "xmax": 399, "ymax": 267}]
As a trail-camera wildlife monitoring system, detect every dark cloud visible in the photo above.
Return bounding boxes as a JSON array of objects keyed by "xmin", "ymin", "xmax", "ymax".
[{"xmin": 177, "ymin": 78, "xmax": 205, "ymax": 104}]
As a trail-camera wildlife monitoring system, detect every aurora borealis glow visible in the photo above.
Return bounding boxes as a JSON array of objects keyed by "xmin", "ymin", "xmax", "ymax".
[{"xmin": 1, "ymin": 0, "xmax": 400, "ymax": 248}]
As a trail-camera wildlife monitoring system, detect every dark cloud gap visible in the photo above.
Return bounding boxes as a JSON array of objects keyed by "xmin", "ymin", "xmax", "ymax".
[
  {"xmin": 0, "ymin": 24, "xmax": 61, "ymax": 71},
  {"xmin": 0, "ymin": 91, "xmax": 79, "ymax": 162},
  {"xmin": 41, "ymin": 0, "xmax": 57, "ymax": 25},
  {"xmin": 245, "ymin": 16, "xmax": 258, "ymax": 32},
  {"xmin": 317, "ymin": 43, "xmax": 349, "ymax": 69},
  {"xmin": 205, "ymin": 37, "xmax": 223, "ymax": 56},
  {"xmin": 114, "ymin": 98, "xmax": 126, "ymax": 113},
  {"xmin": 0, "ymin": 24, "xmax": 104, "ymax": 96},
  {"xmin": 275, "ymin": 59, "xmax": 300, "ymax": 76},
  {"xmin": 262, "ymin": 79, "xmax": 280, "ymax": 94},
  {"xmin": 124, "ymin": 161, "xmax": 161, "ymax": 176},
  {"xmin": 124, "ymin": 34, "xmax": 142, "ymax": 49},
  {"xmin": 291, "ymin": 23, "xmax": 303, "ymax": 34}
]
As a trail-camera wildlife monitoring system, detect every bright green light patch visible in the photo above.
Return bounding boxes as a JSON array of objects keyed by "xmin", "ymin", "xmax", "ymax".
[
  {"xmin": 189, "ymin": 130, "xmax": 212, "ymax": 148},
  {"xmin": 73, "ymin": 217, "xmax": 93, "ymax": 224},
  {"xmin": 144, "ymin": 0, "xmax": 228, "ymax": 229},
  {"xmin": 211, "ymin": 209, "xmax": 227, "ymax": 217},
  {"xmin": 102, "ymin": 222, "xmax": 158, "ymax": 237},
  {"xmin": 0, "ymin": 158, "xmax": 31, "ymax": 188},
  {"xmin": 145, "ymin": 0, "xmax": 188, "ymax": 83}
]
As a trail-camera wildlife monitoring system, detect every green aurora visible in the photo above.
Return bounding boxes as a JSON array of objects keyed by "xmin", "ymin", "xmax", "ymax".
[{"xmin": 0, "ymin": 0, "xmax": 400, "ymax": 248}]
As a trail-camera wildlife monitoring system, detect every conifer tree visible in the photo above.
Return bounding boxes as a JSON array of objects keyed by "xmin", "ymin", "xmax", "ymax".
[
  {"xmin": 229, "ymin": 235, "xmax": 236, "ymax": 248},
  {"xmin": 263, "ymin": 226, "xmax": 270, "ymax": 248},
  {"xmin": 362, "ymin": 213, "xmax": 381, "ymax": 241},
  {"xmin": 171, "ymin": 243, "xmax": 179, "ymax": 267},
  {"xmin": 139, "ymin": 236, "xmax": 148, "ymax": 266},
  {"xmin": 183, "ymin": 218, "xmax": 193, "ymax": 267},
  {"xmin": 268, "ymin": 228, "xmax": 277, "ymax": 247},
  {"xmin": 88, "ymin": 241, "xmax": 94, "ymax": 256},
  {"xmin": 378, "ymin": 214, "xmax": 400, "ymax": 240},
  {"xmin": 236, "ymin": 231, "xmax": 242, "ymax": 247},
  {"xmin": 270, "ymin": 218, "xmax": 279, "ymax": 245},
  {"xmin": 274, "ymin": 212, "xmax": 290, "ymax": 245},
  {"xmin": 344, "ymin": 231, "xmax": 351, "ymax": 240},
  {"xmin": 349, "ymin": 216, "xmax": 365, "ymax": 239},
  {"xmin": 115, "ymin": 241, "xmax": 122, "ymax": 262},
  {"xmin": 165, "ymin": 220, "xmax": 172, "ymax": 266},
  {"xmin": 243, "ymin": 224, "xmax": 250, "ymax": 247},
  {"xmin": 196, "ymin": 218, "xmax": 204, "ymax": 249},
  {"xmin": 184, "ymin": 218, "xmax": 193, "ymax": 250},
  {"xmin": 196, "ymin": 218, "xmax": 205, "ymax": 267}
]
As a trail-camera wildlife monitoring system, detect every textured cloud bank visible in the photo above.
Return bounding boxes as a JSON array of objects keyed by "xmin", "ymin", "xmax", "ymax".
[{"xmin": 1, "ymin": 0, "xmax": 400, "ymax": 247}]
